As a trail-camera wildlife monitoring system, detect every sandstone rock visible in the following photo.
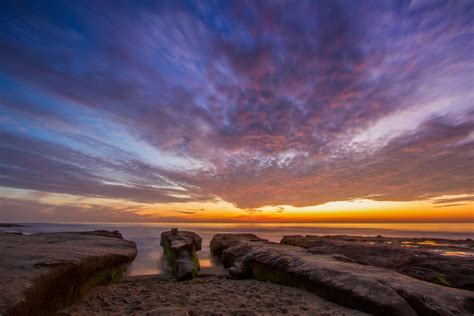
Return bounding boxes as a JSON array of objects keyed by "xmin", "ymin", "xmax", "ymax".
[
  {"xmin": 210, "ymin": 233, "xmax": 267, "ymax": 256},
  {"xmin": 211, "ymin": 233, "xmax": 474, "ymax": 316},
  {"xmin": 79, "ymin": 230, "xmax": 124, "ymax": 239},
  {"xmin": 0, "ymin": 231, "xmax": 137, "ymax": 315},
  {"xmin": 281, "ymin": 235, "xmax": 474, "ymax": 290},
  {"xmin": 160, "ymin": 228, "xmax": 202, "ymax": 281},
  {"xmin": 228, "ymin": 261, "xmax": 250, "ymax": 279}
]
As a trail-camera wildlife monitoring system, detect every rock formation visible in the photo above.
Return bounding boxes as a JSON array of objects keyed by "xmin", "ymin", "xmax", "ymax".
[
  {"xmin": 0, "ymin": 230, "xmax": 137, "ymax": 315},
  {"xmin": 210, "ymin": 233, "xmax": 474, "ymax": 316},
  {"xmin": 210, "ymin": 233, "xmax": 267, "ymax": 255},
  {"xmin": 281, "ymin": 234, "xmax": 474, "ymax": 290},
  {"xmin": 0, "ymin": 223, "xmax": 22, "ymax": 227},
  {"xmin": 160, "ymin": 228, "xmax": 202, "ymax": 281}
]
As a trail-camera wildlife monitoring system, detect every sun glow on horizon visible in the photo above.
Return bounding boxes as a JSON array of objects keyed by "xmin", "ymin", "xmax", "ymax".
[
  {"xmin": 1, "ymin": 2, "xmax": 473, "ymax": 225},
  {"xmin": 1, "ymin": 187, "xmax": 471, "ymax": 223}
]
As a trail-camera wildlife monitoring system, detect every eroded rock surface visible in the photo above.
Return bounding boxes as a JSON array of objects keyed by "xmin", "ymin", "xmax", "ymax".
[
  {"xmin": 160, "ymin": 228, "xmax": 202, "ymax": 281},
  {"xmin": 211, "ymin": 233, "xmax": 474, "ymax": 316},
  {"xmin": 281, "ymin": 235, "xmax": 474, "ymax": 290},
  {"xmin": 0, "ymin": 230, "xmax": 137, "ymax": 315},
  {"xmin": 210, "ymin": 233, "xmax": 267, "ymax": 256}
]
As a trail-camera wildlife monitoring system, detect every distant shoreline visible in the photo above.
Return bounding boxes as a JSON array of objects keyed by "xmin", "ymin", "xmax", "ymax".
[
  {"xmin": 1, "ymin": 221, "xmax": 471, "ymax": 224},
  {"xmin": 0, "ymin": 223, "xmax": 22, "ymax": 227}
]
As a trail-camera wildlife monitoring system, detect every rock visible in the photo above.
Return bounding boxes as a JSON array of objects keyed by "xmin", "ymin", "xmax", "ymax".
[
  {"xmin": 228, "ymin": 261, "xmax": 250, "ymax": 279},
  {"xmin": 210, "ymin": 233, "xmax": 267, "ymax": 256},
  {"xmin": 160, "ymin": 228, "xmax": 202, "ymax": 281},
  {"xmin": 79, "ymin": 230, "xmax": 124, "ymax": 239},
  {"xmin": 0, "ymin": 231, "xmax": 137, "ymax": 315},
  {"xmin": 0, "ymin": 223, "xmax": 22, "ymax": 227},
  {"xmin": 1, "ymin": 230, "xmax": 22, "ymax": 235},
  {"xmin": 210, "ymin": 234, "xmax": 474, "ymax": 316},
  {"xmin": 281, "ymin": 235, "xmax": 474, "ymax": 290}
]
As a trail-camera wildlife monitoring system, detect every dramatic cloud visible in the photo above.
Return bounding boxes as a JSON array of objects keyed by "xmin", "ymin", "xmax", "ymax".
[{"xmin": 0, "ymin": 0, "xmax": 473, "ymax": 218}]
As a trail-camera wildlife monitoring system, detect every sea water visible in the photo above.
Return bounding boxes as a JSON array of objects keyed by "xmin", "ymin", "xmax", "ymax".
[{"xmin": 2, "ymin": 222, "xmax": 472, "ymax": 276}]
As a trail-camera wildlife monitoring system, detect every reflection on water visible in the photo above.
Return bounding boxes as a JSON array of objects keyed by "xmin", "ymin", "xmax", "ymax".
[
  {"xmin": 398, "ymin": 239, "xmax": 474, "ymax": 256},
  {"xmin": 429, "ymin": 250, "xmax": 474, "ymax": 257},
  {"xmin": 442, "ymin": 251, "xmax": 471, "ymax": 257},
  {"xmin": 200, "ymin": 258, "xmax": 213, "ymax": 268},
  {"xmin": 399, "ymin": 239, "xmax": 474, "ymax": 252},
  {"xmin": 417, "ymin": 240, "xmax": 438, "ymax": 246},
  {"xmin": 416, "ymin": 240, "xmax": 458, "ymax": 247},
  {"xmin": 1, "ymin": 222, "xmax": 472, "ymax": 276},
  {"xmin": 442, "ymin": 251, "xmax": 473, "ymax": 257},
  {"xmin": 401, "ymin": 244, "xmax": 419, "ymax": 248}
]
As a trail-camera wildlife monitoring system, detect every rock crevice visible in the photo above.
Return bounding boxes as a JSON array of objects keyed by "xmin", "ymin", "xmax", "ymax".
[{"xmin": 0, "ymin": 231, "xmax": 137, "ymax": 315}]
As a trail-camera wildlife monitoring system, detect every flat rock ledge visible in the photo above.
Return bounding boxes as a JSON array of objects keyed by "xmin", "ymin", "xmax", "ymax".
[
  {"xmin": 0, "ymin": 230, "xmax": 137, "ymax": 315},
  {"xmin": 281, "ymin": 234, "xmax": 474, "ymax": 290},
  {"xmin": 210, "ymin": 234, "xmax": 474, "ymax": 316},
  {"xmin": 160, "ymin": 228, "xmax": 202, "ymax": 281}
]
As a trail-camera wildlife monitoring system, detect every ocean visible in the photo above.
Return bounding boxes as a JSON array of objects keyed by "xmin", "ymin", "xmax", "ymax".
[{"xmin": 1, "ymin": 222, "xmax": 472, "ymax": 276}]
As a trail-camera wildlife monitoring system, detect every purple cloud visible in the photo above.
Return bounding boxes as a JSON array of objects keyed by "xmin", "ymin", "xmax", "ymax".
[{"xmin": 0, "ymin": 0, "xmax": 473, "ymax": 213}]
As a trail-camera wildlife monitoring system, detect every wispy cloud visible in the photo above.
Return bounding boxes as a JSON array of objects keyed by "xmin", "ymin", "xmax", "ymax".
[{"xmin": 0, "ymin": 0, "xmax": 473, "ymax": 220}]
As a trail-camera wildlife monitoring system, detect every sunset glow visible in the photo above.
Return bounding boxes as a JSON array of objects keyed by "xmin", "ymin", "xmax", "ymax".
[{"xmin": 0, "ymin": 1, "xmax": 473, "ymax": 223}]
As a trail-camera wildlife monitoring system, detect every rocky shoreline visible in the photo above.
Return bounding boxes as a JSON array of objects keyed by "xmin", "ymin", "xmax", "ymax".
[
  {"xmin": 211, "ymin": 234, "xmax": 474, "ymax": 315},
  {"xmin": 1, "ymin": 229, "xmax": 473, "ymax": 315},
  {"xmin": 281, "ymin": 234, "xmax": 474, "ymax": 290}
]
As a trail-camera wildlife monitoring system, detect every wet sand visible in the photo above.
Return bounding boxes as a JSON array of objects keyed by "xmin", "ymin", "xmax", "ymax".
[{"xmin": 60, "ymin": 274, "xmax": 368, "ymax": 316}]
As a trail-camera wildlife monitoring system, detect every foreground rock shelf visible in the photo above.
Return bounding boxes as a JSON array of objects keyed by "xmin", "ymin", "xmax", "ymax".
[
  {"xmin": 0, "ymin": 230, "xmax": 137, "ymax": 315},
  {"xmin": 211, "ymin": 234, "xmax": 474, "ymax": 316},
  {"xmin": 160, "ymin": 228, "xmax": 202, "ymax": 281},
  {"xmin": 281, "ymin": 234, "xmax": 474, "ymax": 290}
]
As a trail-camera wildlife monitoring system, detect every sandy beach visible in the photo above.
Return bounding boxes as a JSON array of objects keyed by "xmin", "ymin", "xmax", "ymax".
[
  {"xmin": 1, "ymin": 228, "xmax": 473, "ymax": 315},
  {"xmin": 60, "ymin": 274, "xmax": 367, "ymax": 316}
]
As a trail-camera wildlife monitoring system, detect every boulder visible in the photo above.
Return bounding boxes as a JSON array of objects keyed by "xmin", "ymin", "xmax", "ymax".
[
  {"xmin": 160, "ymin": 228, "xmax": 202, "ymax": 281},
  {"xmin": 281, "ymin": 235, "xmax": 474, "ymax": 290},
  {"xmin": 0, "ymin": 230, "xmax": 137, "ymax": 315},
  {"xmin": 210, "ymin": 233, "xmax": 474, "ymax": 316}
]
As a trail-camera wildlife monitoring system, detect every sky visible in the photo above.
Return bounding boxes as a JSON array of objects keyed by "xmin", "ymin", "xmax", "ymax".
[{"xmin": 0, "ymin": 0, "xmax": 473, "ymax": 223}]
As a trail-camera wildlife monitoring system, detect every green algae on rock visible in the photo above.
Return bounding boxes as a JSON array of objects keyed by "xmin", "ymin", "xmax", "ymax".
[
  {"xmin": 210, "ymin": 233, "xmax": 474, "ymax": 316},
  {"xmin": 281, "ymin": 234, "xmax": 474, "ymax": 290},
  {"xmin": 0, "ymin": 230, "xmax": 137, "ymax": 315},
  {"xmin": 160, "ymin": 228, "xmax": 202, "ymax": 281}
]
